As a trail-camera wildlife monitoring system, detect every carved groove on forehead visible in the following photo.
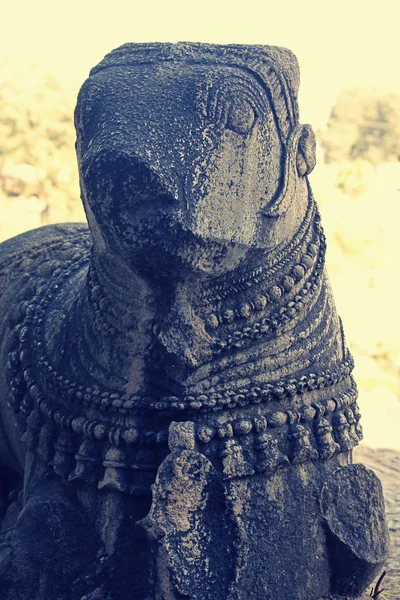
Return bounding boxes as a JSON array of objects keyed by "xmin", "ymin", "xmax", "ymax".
[
  {"xmin": 196, "ymin": 68, "xmax": 270, "ymax": 128},
  {"xmin": 83, "ymin": 42, "xmax": 300, "ymax": 145}
]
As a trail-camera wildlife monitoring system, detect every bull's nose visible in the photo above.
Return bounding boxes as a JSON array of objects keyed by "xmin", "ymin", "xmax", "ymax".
[{"xmin": 81, "ymin": 147, "xmax": 180, "ymax": 205}]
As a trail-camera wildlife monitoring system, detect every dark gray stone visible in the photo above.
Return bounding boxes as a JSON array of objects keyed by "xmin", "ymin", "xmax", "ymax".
[
  {"xmin": 321, "ymin": 464, "xmax": 390, "ymax": 598},
  {"xmin": 0, "ymin": 42, "xmax": 389, "ymax": 599}
]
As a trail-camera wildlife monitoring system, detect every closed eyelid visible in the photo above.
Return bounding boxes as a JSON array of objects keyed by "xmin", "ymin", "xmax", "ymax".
[{"xmin": 196, "ymin": 68, "xmax": 268, "ymax": 127}]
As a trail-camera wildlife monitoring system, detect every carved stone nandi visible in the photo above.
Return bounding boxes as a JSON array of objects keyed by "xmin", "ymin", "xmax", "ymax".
[{"xmin": 0, "ymin": 43, "xmax": 389, "ymax": 600}]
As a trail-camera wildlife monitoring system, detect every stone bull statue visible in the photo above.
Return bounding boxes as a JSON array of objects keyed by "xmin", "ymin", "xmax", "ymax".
[{"xmin": 0, "ymin": 43, "xmax": 389, "ymax": 600}]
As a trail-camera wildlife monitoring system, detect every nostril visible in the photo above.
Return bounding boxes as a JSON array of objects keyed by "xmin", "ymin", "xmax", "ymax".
[{"xmin": 82, "ymin": 149, "xmax": 178, "ymax": 207}]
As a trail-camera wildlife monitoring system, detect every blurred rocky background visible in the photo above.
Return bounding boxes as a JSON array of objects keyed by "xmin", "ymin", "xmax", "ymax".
[{"xmin": 0, "ymin": 58, "xmax": 85, "ymax": 238}]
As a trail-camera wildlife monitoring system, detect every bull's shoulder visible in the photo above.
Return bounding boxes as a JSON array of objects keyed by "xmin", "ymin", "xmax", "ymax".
[
  {"xmin": 0, "ymin": 222, "xmax": 90, "ymax": 297},
  {"xmin": 0, "ymin": 224, "xmax": 91, "ymax": 473},
  {"xmin": 0, "ymin": 223, "xmax": 91, "ymax": 336}
]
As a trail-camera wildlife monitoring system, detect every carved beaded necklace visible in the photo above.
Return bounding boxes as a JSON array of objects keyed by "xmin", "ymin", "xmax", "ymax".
[{"xmin": 4, "ymin": 198, "xmax": 362, "ymax": 495}]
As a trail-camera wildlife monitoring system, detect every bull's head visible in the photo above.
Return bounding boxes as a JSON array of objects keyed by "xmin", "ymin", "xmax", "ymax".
[{"xmin": 75, "ymin": 43, "xmax": 316, "ymax": 284}]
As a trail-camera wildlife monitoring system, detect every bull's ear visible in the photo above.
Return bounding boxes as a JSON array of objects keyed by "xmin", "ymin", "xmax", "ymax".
[
  {"xmin": 262, "ymin": 124, "xmax": 316, "ymax": 218},
  {"xmin": 262, "ymin": 125, "xmax": 301, "ymax": 217},
  {"xmin": 296, "ymin": 124, "xmax": 316, "ymax": 177}
]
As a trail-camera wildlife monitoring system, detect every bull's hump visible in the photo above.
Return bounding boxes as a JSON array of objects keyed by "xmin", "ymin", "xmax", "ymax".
[{"xmin": 0, "ymin": 223, "xmax": 90, "ymax": 298}]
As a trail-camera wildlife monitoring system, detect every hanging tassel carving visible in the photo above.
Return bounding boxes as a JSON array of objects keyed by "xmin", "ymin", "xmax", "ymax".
[
  {"xmin": 344, "ymin": 407, "xmax": 360, "ymax": 446},
  {"xmin": 253, "ymin": 417, "xmax": 288, "ymax": 473},
  {"xmin": 216, "ymin": 422, "xmax": 254, "ymax": 480},
  {"xmin": 315, "ymin": 417, "xmax": 340, "ymax": 460},
  {"xmin": 220, "ymin": 438, "xmax": 254, "ymax": 480},
  {"xmin": 352, "ymin": 404, "xmax": 363, "ymax": 440},
  {"xmin": 332, "ymin": 412, "xmax": 353, "ymax": 451},
  {"xmin": 70, "ymin": 439, "xmax": 101, "ymax": 485},
  {"xmin": 98, "ymin": 445, "xmax": 132, "ymax": 493},
  {"xmin": 255, "ymin": 432, "xmax": 289, "ymax": 473},
  {"xmin": 289, "ymin": 424, "xmax": 319, "ymax": 464},
  {"xmin": 51, "ymin": 430, "xmax": 79, "ymax": 478},
  {"xmin": 130, "ymin": 449, "xmax": 157, "ymax": 495}
]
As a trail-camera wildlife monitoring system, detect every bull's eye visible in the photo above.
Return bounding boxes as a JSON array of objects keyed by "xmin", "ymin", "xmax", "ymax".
[{"xmin": 226, "ymin": 102, "xmax": 255, "ymax": 135}]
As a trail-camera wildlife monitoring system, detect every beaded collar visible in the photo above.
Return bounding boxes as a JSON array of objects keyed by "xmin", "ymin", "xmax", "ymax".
[{"xmin": 4, "ymin": 212, "xmax": 361, "ymax": 495}]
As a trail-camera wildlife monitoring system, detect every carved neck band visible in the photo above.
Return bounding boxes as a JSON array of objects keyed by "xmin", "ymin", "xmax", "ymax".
[{"xmin": 3, "ymin": 188, "xmax": 361, "ymax": 495}]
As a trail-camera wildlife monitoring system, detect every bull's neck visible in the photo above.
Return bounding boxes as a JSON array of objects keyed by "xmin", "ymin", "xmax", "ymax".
[
  {"xmin": 77, "ymin": 246, "xmax": 209, "ymax": 393},
  {"xmin": 87, "ymin": 247, "xmax": 159, "ymax": 336},
  {"xmin": 74, "ymin": 191, "xmax": 324, "ymax": 397},
  {"xmin": 77, "ymin": 248, "xmax": 158, "ymax": 393}
]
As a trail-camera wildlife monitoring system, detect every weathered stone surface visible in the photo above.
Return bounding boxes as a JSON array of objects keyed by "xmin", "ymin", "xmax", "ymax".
[
  {"xmin": 134, "ymin": 422, "xmax": 234, "ymax": 600},
  {"xmin": 0, "ymin": 42, "xmax": 389, "ymax": 599},
  {"xmin": 321, "ymin": 464, "xmax": 390, "ymax": 598}
]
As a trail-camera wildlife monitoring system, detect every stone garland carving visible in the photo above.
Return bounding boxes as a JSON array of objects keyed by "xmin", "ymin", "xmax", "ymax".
[{"xmin": 3, "ymin": 239, "xmax": 362, "ymax": 495}]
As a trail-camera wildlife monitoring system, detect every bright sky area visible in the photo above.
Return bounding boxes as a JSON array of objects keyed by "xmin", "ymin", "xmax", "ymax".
[{"xmin": 1, "ymin": 0, "xmax": 400, "ymax": 129}]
